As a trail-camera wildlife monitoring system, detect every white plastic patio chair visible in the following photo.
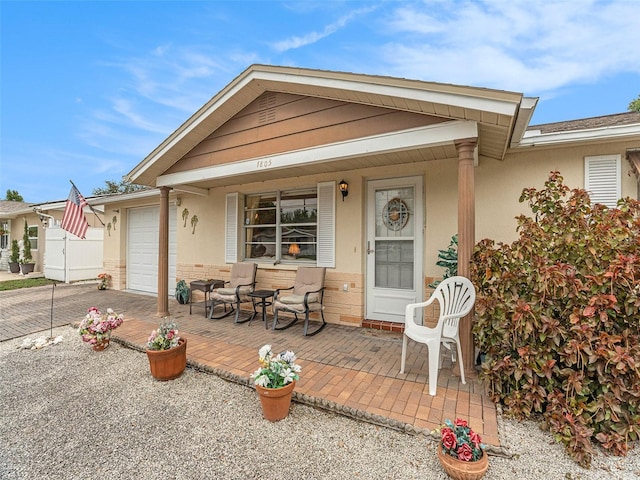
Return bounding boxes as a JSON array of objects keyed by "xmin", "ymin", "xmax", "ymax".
[{"xmin": 400, "ymin": 276, "xmax": 476, "ymax": 396}]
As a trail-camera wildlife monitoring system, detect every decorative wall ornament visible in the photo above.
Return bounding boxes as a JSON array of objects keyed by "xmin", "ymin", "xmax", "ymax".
[
  {"xmin": 191, "ymin": 214, "xmax": 199, "ymax": 234},
  {"xmin": 382, "ymin": 197, "xmax": 409, "ymax": 231},
  {"xmin": 106, "ymin": 222, "xmax": 112, "ymax": 236},
  {"xmin": 112, "ymin": 216, "xmax": 117, "ymax": 231},
  {"xmin": 182, "ymin": 208, "xmax": 189, "ymax": 227}
]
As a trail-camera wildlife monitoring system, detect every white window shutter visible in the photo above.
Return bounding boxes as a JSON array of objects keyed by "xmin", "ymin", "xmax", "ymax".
[
  {"xmin": 225, "ymin": 192, "xmax": 238, "ymax": 263},
  {"xmin": 317, "ymin": 181, "xmax": 335, "ymax": 268},
  {"xmin": 585, "ymin": 155, "xmax": 621, "ymax": 208}
]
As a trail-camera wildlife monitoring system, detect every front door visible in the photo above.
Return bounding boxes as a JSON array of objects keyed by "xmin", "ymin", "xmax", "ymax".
[{"xmin": 366, "ymin": 176, "xmax": 423, "ymax": 322}]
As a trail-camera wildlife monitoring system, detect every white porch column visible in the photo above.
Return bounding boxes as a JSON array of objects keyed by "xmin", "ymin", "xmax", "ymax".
[{"xmin": 455, "ymin": 138, "xmax": 477, "ymax": 375}]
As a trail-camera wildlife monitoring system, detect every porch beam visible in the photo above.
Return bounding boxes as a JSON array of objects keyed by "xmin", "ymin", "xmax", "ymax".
[
  {"xmin": 157, "ymin": 186, "xmax": 170, "ymax": 317},
  {"xmin": 455, "ymin": 138, "xmax": 477, "ymax": 375}
]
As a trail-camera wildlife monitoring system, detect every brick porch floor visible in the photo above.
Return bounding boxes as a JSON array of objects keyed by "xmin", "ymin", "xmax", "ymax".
[{"xmin": 0, "ymin": 282, "xmax": 500, "ymax": 447}]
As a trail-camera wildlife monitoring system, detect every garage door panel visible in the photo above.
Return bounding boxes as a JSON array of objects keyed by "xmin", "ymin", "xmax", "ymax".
[{"xmin": 128, "ymin": 206, "xmax": 176, "ymax": 294}]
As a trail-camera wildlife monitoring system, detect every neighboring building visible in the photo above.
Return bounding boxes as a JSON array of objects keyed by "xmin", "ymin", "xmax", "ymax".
[
  {"xmin": 87, "ymin": 65, "xmax": 639, "ymax": 368},
  {"xmin": 0, "ymin": 198, "xmax": 103, "ymax": 280},
  {"xmin": 0, "ymin": 200, "xmax": 34, "ymax": 271}
]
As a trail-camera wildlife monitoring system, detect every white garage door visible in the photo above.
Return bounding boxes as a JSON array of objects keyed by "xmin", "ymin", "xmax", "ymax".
[{"xmin": 127, "ymin": 206, "xmax": 177, "ymax": 294}]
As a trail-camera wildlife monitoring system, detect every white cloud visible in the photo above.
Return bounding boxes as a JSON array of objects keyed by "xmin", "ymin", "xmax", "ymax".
[
  {"xmin": 381, "ymin": 0, "xmax": 640, "ymax": 94},
  {"xmin": 271, "ymin": 6, "xmax": 378, "ymax": 52}
]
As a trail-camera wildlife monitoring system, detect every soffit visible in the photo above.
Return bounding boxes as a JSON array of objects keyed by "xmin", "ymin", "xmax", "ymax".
[{"xmin": 128, "ymin": 65, "xmax": 524, "ymax": 187}]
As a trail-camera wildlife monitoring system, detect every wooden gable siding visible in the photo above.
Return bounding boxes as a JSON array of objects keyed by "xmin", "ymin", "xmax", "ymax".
[{"xmin": 164, "ymin": 92, "xmax": 447, "ymax": 174}]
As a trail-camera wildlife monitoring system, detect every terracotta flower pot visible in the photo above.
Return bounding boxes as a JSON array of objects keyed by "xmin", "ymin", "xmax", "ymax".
[
  {"xmin": 92, "ymin": 339, "xmax": 110, "ymax": 351},
  {"xmin": 146, "ymin": 338, "xmax": 187, "ymax": 381},
  {"xmin": 436, "ymin": 443, "xmax": 488, "ymax": 480},
  {"xmin": 92, "ymin": 332, "xmax": 111, "ymax": 351},
  {"xmin": 255, "ymin": 381, "xmax": 296, "ymax": 422}
]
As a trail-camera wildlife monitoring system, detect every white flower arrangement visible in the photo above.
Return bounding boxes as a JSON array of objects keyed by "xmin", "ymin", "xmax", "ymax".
[{"xmin": 251, "ymin": 344, "xmax": 301, "ymax": 389}]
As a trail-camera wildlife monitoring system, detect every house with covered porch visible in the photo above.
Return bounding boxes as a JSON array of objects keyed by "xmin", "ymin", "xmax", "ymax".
[{"xmin": 98, "ymin": 65, "xmax": 640, "ymax": 374}]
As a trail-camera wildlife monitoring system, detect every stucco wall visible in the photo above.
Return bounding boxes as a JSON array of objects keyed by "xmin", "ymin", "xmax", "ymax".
[
  {"xmin": 475, "ymin": 140, "xmax": 638, "ymax": 245},
  {"xmin": 103, "ymin": 138, "xmax": 639, "ymax": 327}
]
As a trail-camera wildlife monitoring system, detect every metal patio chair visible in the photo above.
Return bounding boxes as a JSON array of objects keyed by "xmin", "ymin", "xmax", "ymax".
[
  {"xmin": 272, "ymin": 266, "xmax": 327, "ymax": 336},
  {"xmin": 209, "ymin": 263, "xmax": 258, "ymax": 324}
]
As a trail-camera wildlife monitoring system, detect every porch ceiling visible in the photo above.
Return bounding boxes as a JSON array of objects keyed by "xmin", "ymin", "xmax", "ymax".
[{"xmin": 128, "ymin": 64, "xmax": 531, "ymax": 189}]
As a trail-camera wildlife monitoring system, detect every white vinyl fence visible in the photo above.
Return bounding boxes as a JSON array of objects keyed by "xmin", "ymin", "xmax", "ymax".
[{"xmin": 44, "ymin": 226, "xmax": 103, "ymax": 282}]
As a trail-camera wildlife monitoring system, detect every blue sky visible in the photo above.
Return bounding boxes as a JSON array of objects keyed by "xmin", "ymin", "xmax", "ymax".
[{"xmin": 2, "ymin": 0, "xmax": 639, "ymax": 203}]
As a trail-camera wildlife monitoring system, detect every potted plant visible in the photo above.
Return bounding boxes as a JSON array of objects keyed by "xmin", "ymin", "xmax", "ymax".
[
  {"xmin": 251, "ymin": 344, "xmax": 301, "ymax": 422},
  {"xmin": 428, "ymin": 234, "xmax": 458, "ymax": 288},
  {"xmin": 19, "ymin": 220, "xmax": 35, "ymax": 274},
  {"xmin": 8, "ymin": 239, "xmax": 20, "ymax": 273},
  {"xmin": 175, "ymin": 279, "xmax": 191, "ymax": 304},
  {"xmin": 78, "ymin": 307, "xmax": 124, "ymax": 351},
  {"xmin": 435, "ymin": 418, "xmax": 488, "ymax": 480},
  {"xmin": 97, "ymin": 273, "xmax": 112, "ymax": 290},
  {"xmin": 146, "ymin": 320, "xmax": 187, "ymax": 381}
]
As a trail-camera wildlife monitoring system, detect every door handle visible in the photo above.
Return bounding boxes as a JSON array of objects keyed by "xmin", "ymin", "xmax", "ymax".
[{"xmin": 367, "ymin": 241, "xmax": 375, "ymax": 254}]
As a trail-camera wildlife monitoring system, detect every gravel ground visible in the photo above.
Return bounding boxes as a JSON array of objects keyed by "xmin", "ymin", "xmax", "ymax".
[{"xmin": 1, "ymin": 326, "xmax": 638, "ymax": 480}]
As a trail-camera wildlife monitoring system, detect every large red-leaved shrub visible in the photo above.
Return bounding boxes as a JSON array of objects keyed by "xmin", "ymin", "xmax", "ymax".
[{"xmin": 471, "ymin": 171, "xmax": 640, "ymax": 467}]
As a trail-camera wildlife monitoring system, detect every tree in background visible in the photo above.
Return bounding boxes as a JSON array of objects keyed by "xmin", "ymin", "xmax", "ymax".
[
  {"xmin": 5, "ymin": 190, "xmax": 24, "ymax": 201},
  {"xmin": 93, "ymin": 180, "xmax": 146, "ymax": 195},
  {"xmin": 629, "ymin": 94, "xmax": 640, "ymax": 112}
]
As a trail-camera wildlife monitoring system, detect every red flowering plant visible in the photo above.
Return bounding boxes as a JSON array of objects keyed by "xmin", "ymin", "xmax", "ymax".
[
  {"xmin": 97, "ymin": 273, "xmax": 112, "ymax": 290},
  {"xmin": 78, "ymin": 307, "xmax": 124, "ymax": 345},
  {"xmin": 146, "ymin": 320, "xmax": 181, "ymax": 351},
  {"xmin": 438, "ymin": 418, "xmax": 485, "ymax": 461}
]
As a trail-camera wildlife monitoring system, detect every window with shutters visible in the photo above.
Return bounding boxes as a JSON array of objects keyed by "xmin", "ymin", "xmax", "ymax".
[
  {"xmin": 584, "ymin": 155, "xmax": 621, "ymax": 208},
  {"xmin": 225, "ymin": 183, "xmax": 335, "ymax": 266},
  {"xmin": 244, "ymin": 188, "xmax": 318, "ymax": 263}
]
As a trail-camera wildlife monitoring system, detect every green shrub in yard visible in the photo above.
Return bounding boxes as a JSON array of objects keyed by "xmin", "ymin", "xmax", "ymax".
[{"xmin": 471, "ymin": 171, "xmax": 640, "ymax": 467}]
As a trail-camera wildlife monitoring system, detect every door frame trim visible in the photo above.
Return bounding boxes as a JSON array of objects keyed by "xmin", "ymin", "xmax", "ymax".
[{"xmin": 365, "ymin": 175, "xmax": 424, "ymax": 322}]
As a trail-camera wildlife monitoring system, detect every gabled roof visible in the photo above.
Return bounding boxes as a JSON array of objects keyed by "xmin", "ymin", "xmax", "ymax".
[
  {"xmin": 127, "ymin": 64, "xmax": 533, "ymax": 188},
  {"xmin": 0, "ymin": 200, "xmax": 33, "ymax": 219},
  {"xmin": 520, "ymin": 111, "xmax": 640, "ymax": 147}
]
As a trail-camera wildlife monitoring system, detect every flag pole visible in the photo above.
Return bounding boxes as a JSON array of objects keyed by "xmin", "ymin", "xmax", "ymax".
[
  {"xmin": 69, "ymin": 180, "xmax": 105, "ymax": 226},
  {"xmin": 50, "ymin": 283, "xmax": 55, "ymax": 338}
]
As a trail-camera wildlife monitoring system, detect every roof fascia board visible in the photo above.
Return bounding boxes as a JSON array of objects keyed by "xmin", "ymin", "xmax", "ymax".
[
  {"xmin": 510, "ymin": 97, "xmax": 539, "ymax": 147},
  {"xmin": 519, "ymin": 123, "xmax": 640, "ymax": 147},
  {"xmin": 157, "ymin": 121, "xmax": 477, "ymax": 187},
  {"xmin": 88, "ymin": 189, "xmax": 161, "ymax": 205},
  {"xmin": 4, "ymin": 190, "xmax": 164, "ymax": 218},
  {"xmin": 255, "ymin": 69, "xmax": 520, "ymax": 116}
]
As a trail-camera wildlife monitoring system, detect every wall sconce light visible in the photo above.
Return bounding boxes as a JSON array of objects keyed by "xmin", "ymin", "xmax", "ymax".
[
  {"xmin": 288, "ymin": 243, "xmax": 300, "ymax": 258},
  {"xmin": 176, "ymin": 197, "xmax": 182, "ymax": 207},
  {"xmin": 339, "ymin": 179, "xmax": 349, "ymax": 201}
]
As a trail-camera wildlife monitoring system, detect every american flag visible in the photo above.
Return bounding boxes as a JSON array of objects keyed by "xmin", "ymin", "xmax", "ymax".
[{"xmin": 61, "ymin": 184, "xmax": 89, "ymax": 239}]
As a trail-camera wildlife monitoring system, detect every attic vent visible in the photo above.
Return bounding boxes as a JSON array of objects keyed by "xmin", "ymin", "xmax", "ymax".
[{"xmin": 258, "ymin": 93, "xmax": 277, "ymax": 125}]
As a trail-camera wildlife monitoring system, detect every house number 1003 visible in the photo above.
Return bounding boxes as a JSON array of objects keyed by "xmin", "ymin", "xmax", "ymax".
[{"xmin": 256, "ymin": 159, "xmax": 272, "ymax": 168}]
